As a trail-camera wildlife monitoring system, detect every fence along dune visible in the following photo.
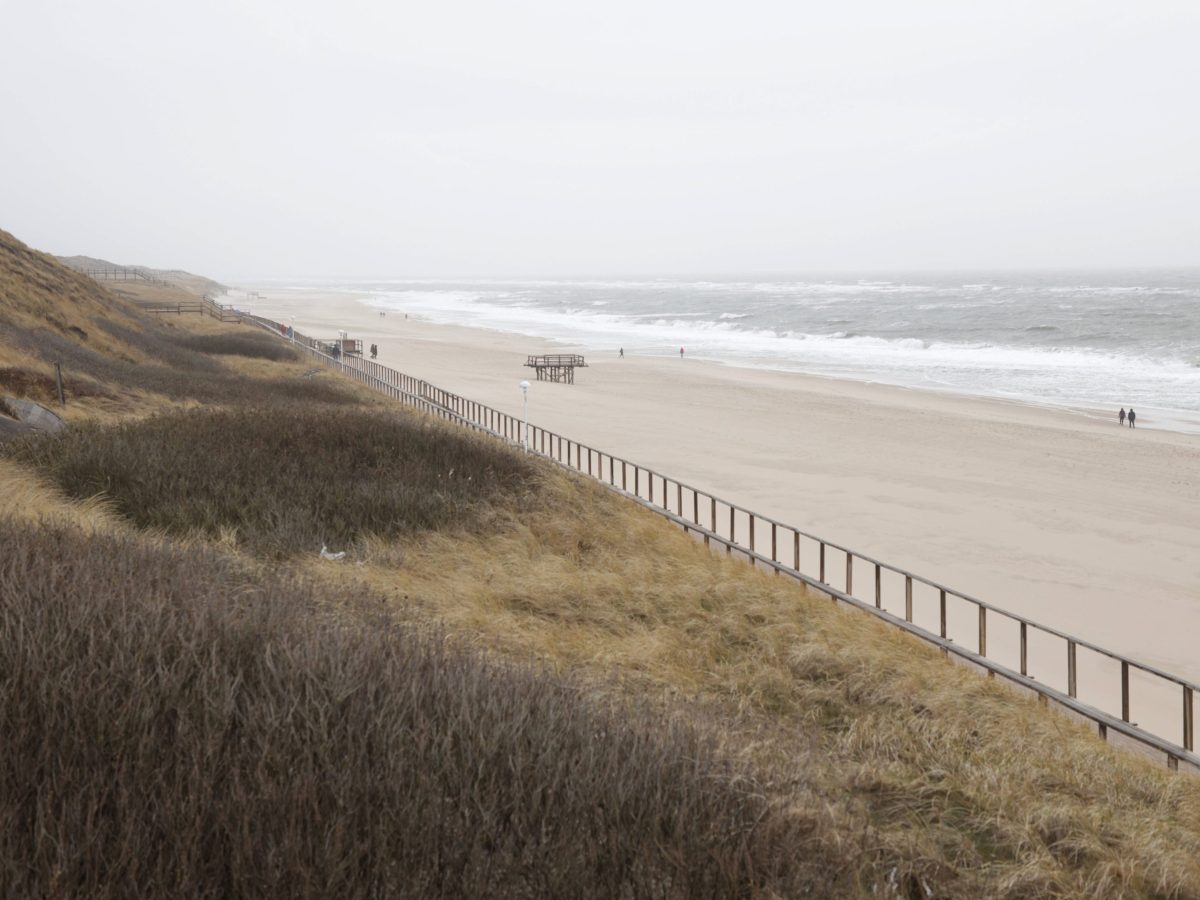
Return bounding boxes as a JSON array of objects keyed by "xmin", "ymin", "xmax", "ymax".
[{"xmin": 245, "ymin": 311, "xmax": 1200, "ymax": 774}]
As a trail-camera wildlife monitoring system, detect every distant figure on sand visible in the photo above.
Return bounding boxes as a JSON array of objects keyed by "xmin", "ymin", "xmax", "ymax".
[
  {"xmin": 1128, "ymin": 408, "xmax": 1136, "ymax": 428},
  {"xmin": 619, "ymin": 347, "xmax": 624, "ymax": 358},
  {"xmin": 1119, "ymin": 408, "xmax": 1126, "ymax": 426},
  {"xmin": 680, "ymin": 346, "xmax": 685, "ymax": 358},
  {"xmin": 370, "ymin": 343, "xmax": 378, "ymax": 360}
]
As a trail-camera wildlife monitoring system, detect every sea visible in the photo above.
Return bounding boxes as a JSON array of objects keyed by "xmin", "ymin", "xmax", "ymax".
[{"xmin": 260, "ymin": 270, "xmax": 1200, "ymax": 432}]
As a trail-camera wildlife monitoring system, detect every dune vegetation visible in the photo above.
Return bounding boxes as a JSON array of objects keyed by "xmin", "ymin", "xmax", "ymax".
[{"xmin": 3, "ymin": 230, "xmax": 1200, "ymax": 898}]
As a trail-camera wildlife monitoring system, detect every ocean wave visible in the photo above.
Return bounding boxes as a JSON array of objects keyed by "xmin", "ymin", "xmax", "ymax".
[{"xmin": 325, "ymin": 278, "xmax": 1200, "ymax": 421}]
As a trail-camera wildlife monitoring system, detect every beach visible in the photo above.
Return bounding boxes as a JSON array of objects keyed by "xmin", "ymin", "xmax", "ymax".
[{"xmin": 244, "ymin": 288, "xmax": 1200, "ymax": 737}]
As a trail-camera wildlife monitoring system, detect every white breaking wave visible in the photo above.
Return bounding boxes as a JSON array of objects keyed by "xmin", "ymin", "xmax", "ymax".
[{"xmin": 260, "ymin": 274, "xmax": 1200, "ymax": 432}]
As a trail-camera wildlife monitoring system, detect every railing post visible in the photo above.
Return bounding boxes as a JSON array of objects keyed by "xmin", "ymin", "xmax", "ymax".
[
  {"xmin": 794, "ymin": 531, "xmax": 800, "ymax": 571},
  {"xmin": 1185, "ymin": 686, "xmax": 1194, "ymax": 753},
  {"xmin": 677, "ymin": 482, "xmax": 682, "ymax": 516},
  {"xmin": 904, "ymin": 576, "xmax": 912, "ymax": 622},
  {"xmin": 1067, "ymin": 641, "xmax": 1077, "ymax": 698},
  {"xmin": 939, "ymin": 590, "xmax": 947, "ymax": 638},
  {"xmin": 661, "ymin": 476, "xmax": 668, "ymax": 510},
  {"xmin": 730, "ymin": 507, "xmax": 735, "ymax": 543},
  {"xmin": 875, "ymin": 564, "xmax": 882, "ymax": 609},
  {"xmin": 1020, "ymin": 622, "xmax": 1028, "ymax": 676},
  {"xmin": 819, "ymin": 542, "xmax": 826, "ymax": 582},
  {"xmin": 845, "ymin": 553, "xmax": 853, "ymax": 594},
  {"xmin": 693, "ymin": 490, "xmax": 698, "ymax": 524},
  {"xmin": 634, "ymin": 467, "xmax": 639, "ymax": 497},
  {"xmin": 771, "ymin": 523, "xmax": 777, "ymax": 564},
  {"xmin": 749, "ymin": 515, "xmax": 755, "ymax": 552},
  {"xmin": 622, "ymin": 461, "xmax": 627, "ymax": 491},
  {"xmin": 1121, "ymin": 661, "xmax": 1130, "ymax": 722},
  {"xmin": 711, "ymin": 497, "xmax": 717, "ymax": 533},
  {"xmin": 978, "ymin": 607, "xmax": 987, "ymax": 656}
]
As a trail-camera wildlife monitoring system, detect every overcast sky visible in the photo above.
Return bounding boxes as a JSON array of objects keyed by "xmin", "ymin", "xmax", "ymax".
[{"xmin": 1, "ymin": 0, "xmax": 1197, "ymax": 278}]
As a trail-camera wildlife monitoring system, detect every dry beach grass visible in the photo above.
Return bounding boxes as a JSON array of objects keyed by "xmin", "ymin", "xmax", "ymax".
[{"xmin": 3, "ymin": 229, "xmax": 1200, "ymax": 897}]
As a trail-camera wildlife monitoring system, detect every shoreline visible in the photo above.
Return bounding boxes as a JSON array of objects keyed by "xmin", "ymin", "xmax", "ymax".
[
  {"xmin": 237, "ymin": 285, "xmax": 1200, "ymax": 436},
  {"xmin": 233, "ymin": 286, "xmax": 1200, "ymax": 718}
]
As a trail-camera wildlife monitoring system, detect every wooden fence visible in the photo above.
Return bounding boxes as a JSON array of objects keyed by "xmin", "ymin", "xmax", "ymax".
[
  {"xmin": 81, "ymin": 267, "xmax": 166, "ymax": 285},
  {"xmin": 245, "ymin": 313, "xmax": 1200, "ymax": 775},
  {"xmin": 141, "ymin": 294, "xmax": 242, "ymax": 322}
]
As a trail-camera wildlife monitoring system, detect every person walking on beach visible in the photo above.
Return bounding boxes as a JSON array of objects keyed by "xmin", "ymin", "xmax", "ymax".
[
  {"xmin": 1128, "ymin": 408, "xmax": 1136, "ymax": 428},
  {"xmin": 619, "ymin": 347, "xmax": 624, "ymax": 358},
  {"xmin": 1119, "ymin": 408, "xmax": 1126, "ymax": 426},
  {"xmin": 679, "ymin": 346, "xmax": 685, "ymax": 358}
]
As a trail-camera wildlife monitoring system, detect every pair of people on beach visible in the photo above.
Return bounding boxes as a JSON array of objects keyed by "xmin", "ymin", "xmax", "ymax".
[
  {"xmin": 1119, "ymin": 408, "xmax": 1136, "ymax": 428},
  {"xmin": 369, "ymin": 343, "xmax": 378, "ymax": 360}
]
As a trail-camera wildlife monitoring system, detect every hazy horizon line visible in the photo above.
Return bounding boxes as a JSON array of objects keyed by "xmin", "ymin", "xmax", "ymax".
[{"xmin": 222, "ymin": 265, "xmax": 1200, "ymax": 285}]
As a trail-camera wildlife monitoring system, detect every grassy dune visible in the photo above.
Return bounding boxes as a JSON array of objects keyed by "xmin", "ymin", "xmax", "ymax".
[
  {"xmin": 0, "ymin": 228, "xmax": 146, "ymax": 355},
  {"xmin": 9, "ymin": 407, "xmax": 540, "ymax": 557},
  {"xmin": 4, "ymin": 233, "xmax": 1200, "ymax": 897},
  {"xmin": 1, "ymin": 522, "xmax": 836, "ymax": 898}
]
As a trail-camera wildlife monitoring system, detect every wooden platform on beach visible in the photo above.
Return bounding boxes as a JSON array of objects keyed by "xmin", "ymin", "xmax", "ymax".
[{"xmin": 524, "ymin": 354, "xmax": 587, "ymax": 384}]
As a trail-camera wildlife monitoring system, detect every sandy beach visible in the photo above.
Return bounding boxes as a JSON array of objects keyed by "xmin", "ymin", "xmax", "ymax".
[{"xmin": 244, "ymin": 288, "xmax": 1200, "ymax": 737}]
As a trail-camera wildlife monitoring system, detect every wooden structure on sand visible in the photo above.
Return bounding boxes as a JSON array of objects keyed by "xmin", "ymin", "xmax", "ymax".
[
  {"xmin": 524, "ymin": 354, "xmax": 587, "ymax": 384},
  {"xmin": 318, "ymin": 338, "xmax": 363, "ymax": 358}
]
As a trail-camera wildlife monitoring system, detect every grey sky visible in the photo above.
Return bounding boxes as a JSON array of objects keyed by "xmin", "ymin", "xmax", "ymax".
[{"xmin": 2, "ymin": 0, "xmax": 1197, "ymax": 278}]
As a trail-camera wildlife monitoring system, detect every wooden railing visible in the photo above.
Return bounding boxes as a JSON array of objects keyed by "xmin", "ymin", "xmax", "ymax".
[
  {"xmin": 243, "ymin": 312, "xmax": 1200, "ymax": 775},
  {"xmin": 525, "ymin": 354, "xmax": 587, "ymax": 367},
  {"xmin": 81, "ymin": 267, "xmax": 165, "ymax": 284}
]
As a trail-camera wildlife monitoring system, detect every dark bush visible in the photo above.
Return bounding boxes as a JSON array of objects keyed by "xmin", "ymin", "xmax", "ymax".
[
  {"xmin": 167, "ymin": 329, "xmax": 299, "ymax": 361},
  {"xmin": 0, "ymin": 520, "xmax": 838, "ymax": 898},
  {"xmin": 7, "ymin": 406, "xmax": 541, "ymax": 557}
]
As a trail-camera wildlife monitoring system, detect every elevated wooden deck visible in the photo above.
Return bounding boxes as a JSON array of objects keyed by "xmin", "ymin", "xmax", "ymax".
[{"xmin": 524, "ymin": 354, "xmax": 587, "ymax": 384}]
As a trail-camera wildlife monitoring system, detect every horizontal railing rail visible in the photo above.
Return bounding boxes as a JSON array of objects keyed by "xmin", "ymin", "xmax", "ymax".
[
  {"xmin": 80, "ymin": 267, "xmax": 167, "ymax": 284},
  {"xmin": 241, "ymin": 311, "xmax": 1200, "ymax": 773}
]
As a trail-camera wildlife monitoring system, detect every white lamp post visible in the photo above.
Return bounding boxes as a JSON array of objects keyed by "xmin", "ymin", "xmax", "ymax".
[{"xmin": 519, "ymin": 380, "xmax": 530, "ymax": 452}]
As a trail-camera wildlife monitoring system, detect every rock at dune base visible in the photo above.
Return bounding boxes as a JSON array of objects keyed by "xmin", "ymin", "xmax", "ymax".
[
  {"xmin": 0, "ymin": 415, "xmax": 35, "ymax": 442},
  {"xmin": 1, "ymin": 396, "xmax": 66, "ymax": 434}
]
